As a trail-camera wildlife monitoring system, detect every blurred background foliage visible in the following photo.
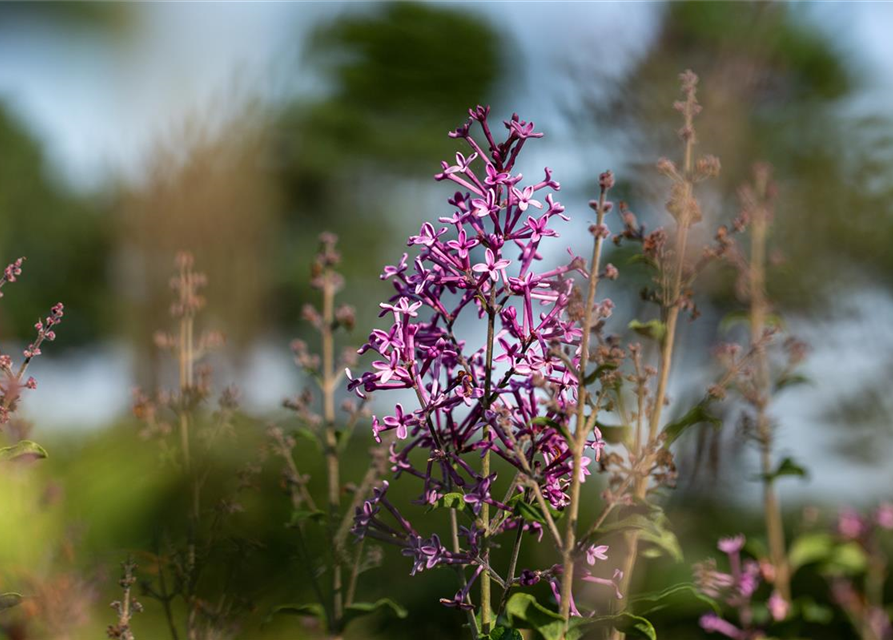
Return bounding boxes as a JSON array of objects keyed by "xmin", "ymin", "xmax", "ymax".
[{"xmin": 1, "ymin": 1, "xmax": 892, "ymax": 638}]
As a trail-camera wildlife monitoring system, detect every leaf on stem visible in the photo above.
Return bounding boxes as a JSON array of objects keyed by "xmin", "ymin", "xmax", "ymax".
[
  {"xmin": 630, "ymin": 582, "xmax": 719, "ymax": 615},
  {"xmin": 571, "ymin": 612, "xmax": 656, "ymax": 640},
  {"xmin": 628, "ymin": 320, "xmax": 667, "ymax": 343},
  {"xmin": 0, "ymin": 440, "xmax": 48, "ymax": 463},
  {"xmin": 661, "ymin": 403, "xmax": 721, "ymax": 446},
  {"xmin": 343, "ymin": 598, "xmax": 408, "ymax": 627},
  {"xmin": 761, "ymin": 456, "xmax": 808, "ymax": 482},
  {"xmin": 504, "ymin": 593, "xmax": 568, "ymax": 640}
]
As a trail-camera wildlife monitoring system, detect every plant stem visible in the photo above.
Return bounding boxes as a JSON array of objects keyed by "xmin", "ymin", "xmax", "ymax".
[
  {"xmin": 496, "ymin": 521, "xmax": 525, "ymax": 618},
  {"xmin": 321, "ymin": 273, "xmax": 343, "ymax": 636},
  {"xmin": 559, "ymin": 185, "xmax": 608, "ymax": 634},
  {"xmin": 480, "ymin": 288, "xmax": 497, "ymax": 635},
  {"xmin": 613, "ymin": 132, "xmax": 695, "ymax": 640},
  {"xmin": 451, "ymin": 509, "xmax": 480, "ymax": 640},
  {"xmin": 750, "ymin": 196, "xmax": 790, "ymax": 601}
]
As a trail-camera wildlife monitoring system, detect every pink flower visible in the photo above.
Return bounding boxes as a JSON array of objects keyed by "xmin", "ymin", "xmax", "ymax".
[
  {"xmin": 768, "ymin": 591, "xmax": 789, "ymax": 621},
  {"xmin": 511, "ymin": 186, "xmax": 542, "ymax": 212},
  {"xmin": 372, "ymin": 351, "xmax": 410, "ymax": 384},
  {"xmin": 585, "ymin": 544, "xmax": 609, "ymax": 565},
  {"xmin": 717, "ymin": 534, "xmax": 745, "ymax": 555},
  {"xmin": 472, "ymin": 248, "xmax": 510, "ymax": 282}
]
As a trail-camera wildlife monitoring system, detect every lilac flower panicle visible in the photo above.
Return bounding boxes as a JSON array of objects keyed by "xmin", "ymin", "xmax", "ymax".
[{"xmin": 349, "ymin": 106, "xmax": 606, "ymax": 610}]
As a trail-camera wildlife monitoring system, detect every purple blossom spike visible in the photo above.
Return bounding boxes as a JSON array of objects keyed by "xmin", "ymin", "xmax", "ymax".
[{"xmin": 349, "ymin": 105, "xmax": 600, "ymax": 613}]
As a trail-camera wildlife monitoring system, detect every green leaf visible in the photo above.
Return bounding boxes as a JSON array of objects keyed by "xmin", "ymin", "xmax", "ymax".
[
  {"xmin": 343, "ymin": 598, "xmax": 408, "ymax": 627},
  {"xmin": 628, "ymin": 319, "xmax": 667, "ymax": 343},
  {"xmin": 516, "ymin": 500, "xmax": 548, "ymax": 524},
  {"xmin": 0, "ymin": 593, "xmax": 23, "ymax": 612},
  {"xmin": 584, "ymin": 362, "xmax": 619, "ymax": 385},
  {"xmin": 483, "ymin": 627, "xmax": 523, "ymax": 640},
  {"xmin": 508, "ymin": 494, "xmax": 562, "ymax": 525},
  {"xmin": 432, "ymin": 491, "xmax": 472, "ymax": 516},
  {"xmin": 637, "ymin": 524, "xmax": 684, "ymax": 563},
  {"xmin": 268, "ymin": 602, "xmax": 325, "ymax": 622},
  {"xmin": 530, "ymin": 416, "xmax": 573, "ymax": 442},
  {"xmin": 661, "ymin": 403, "xmax": 721, "ymax": 446},
  {"xmin": 592, "ymin": 513, "xmax": 682, "ymax": 562},
  {"xmin": 288, "ymin": 509, "xmax": 326, "ymax": 527},
  {"xmin": 631, "ymin": 583, "xmax": 719, "ymax": 615},
  {"xmin": 793, "ymin": 597, "xmax": 833, "ymax": 624},
  {"xmin": 572, "ymin": 612, "xmax": 656, "ymax": 640},
  {"xmin": 595, "ymin": 421, "xmax": 629, "ymax": 444},
  {"xmin": 0, "ymin": 440, "xmax": 48, "ymax": 462},
  {"xmin": 825, "ymin": 541, "xmax": 867, "ymax": 575},
  {"xmin": 763, "ymin": 456, "xmax": 808, "ymax": 482},
  {"xmin": 504, "ymin": 593, "xmax": 567, "ymax": 640},
  {"xmin": 774, "ymin": 373, "xmax": 812, "ymax": 393},
  {"xmin": 788, "ymin": 533, "xmax": 834, "ymax": 572},
  {"xmin": 594, "ymin": 513, "xmax": 659, "ymax": 536},
  {"xmin": 719, "ymin": 310, "xmax": 785, "ymax": 334},
  {"xmin": 293, "ymin": 426, "xmax": 321, "ymax": 449}
]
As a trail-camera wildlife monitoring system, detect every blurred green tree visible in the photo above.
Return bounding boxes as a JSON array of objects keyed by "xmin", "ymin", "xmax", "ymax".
[
  {"xmin": 0, "ymin": 105, "xmax": 112, "ymax": 346},
  {"xmin": 567, "ymin": 2, "xmax": 893, "ymax": 307},
  {"xmin": 272, "ymin": 2, "xmax": 505, "ymax": 327}
]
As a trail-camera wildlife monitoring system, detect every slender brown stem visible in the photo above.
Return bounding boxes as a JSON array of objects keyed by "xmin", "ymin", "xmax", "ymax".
[
  {"xmin": 750, "ymin": 196, "xmax": 791, "ymax": 601},
  {"xmin": 613, "ymin": 105, "xmax": 697, "ymax": 639},
  {"xmin": 559, "ymin": 184, "xmax": 608, "ymax": 632},
  {"xmin": 451, "ymin": 509, "xmax": 480, "ymax": 640},
  {"xmin": 496, "ymin": 519, "xmax": 525, "ymax": 618},
  {"xmin": 345, "ymin": 538, "xmax": 364, "ymax": 607},
  {"xmin": 480, "ymin": 288, "xmax": 497, "ymax": 635},
  {"xmin": 321, "ymin": 274, "xmax": 344, "ymax": 636}
]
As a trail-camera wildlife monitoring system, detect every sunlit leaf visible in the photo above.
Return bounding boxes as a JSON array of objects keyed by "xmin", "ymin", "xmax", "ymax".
[
  {"xmin": 788, "ymin": 532, "xmax": 834, "ymax": 572},
  {"xmin": 483, "ymin": 626, "xmax": 523, "ymax": 640},
  {"xmin": 504, "ymin": 592, "xmax": 567, "ymax": 640},
  {"xmin": 631, "ymin": 583, "xmax": 719, "ymax": 615},
  {"xmin": 431, "ymin": 492, "xmax": 472, "ymax": 517},
  {"xmin": 0, "ymin": 440, "xmax": 48, "ymax": 463},
  {"xmin": 628, "ymin": 319, "xmax": 667, "ymax": 343},
  {"xmin": 572, "ymin": 612, "xmax": 656, "ymax": 640}
]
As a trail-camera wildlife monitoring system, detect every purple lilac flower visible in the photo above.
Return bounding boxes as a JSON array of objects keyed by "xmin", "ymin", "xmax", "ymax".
[
  {"xmin": 585, "ymin": 544, "xmax": 609, "ymax": 565},
  {"xmin": 767, "ymin": 590, "xmax": 788, "ymax": 621},
  {"xmin": 349, "ymin": 106, "xmax": 604, "ymax": 608},
  {"xmin": 580, "ymin": 568, "xmax": 625, "ymax": 600},
  {"xmin": 699, "ymin": 613, "xmax": 745, "ymax": 640},
  {"xmin": 695, "ymin": 534, "xmax": 770, "ymax": 639},
  {"xmin": 875, "ymin": 502, "xmax": 893, "ymax": 530},
  {"xmin": 837, "ymin": 508, "xmax": 867, "ymax": 540}
]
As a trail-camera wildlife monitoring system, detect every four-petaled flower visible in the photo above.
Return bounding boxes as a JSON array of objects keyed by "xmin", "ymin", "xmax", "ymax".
[
  {"xmin": 512, "ymin": 185, "xmax": 543, "ymax": 212},
  {"xmin": 471, "ymin": 190, "xmax": 498, "ymax": 218},
  {"xmin": 586, "ymin": 544, "xmax": 609, "ymax": 566},
  {"xmin": 383, "ymin": 403, "xmax": 415, "ymax": 439},
  {"xmin": 472, "ymin": 248, "xmax": 511, "ymax": 282},
  {"xmin": 409, "ymin": 222, "xmax": 447, "ymax": 247},
  {"xmin": 484, "ymin": 163, "xmax": 511, "ymax": 186},
  {"xmin": 446, "ymin": 229, "xmax": 479, "ymax": 260},
  {"xmin": 372, "ymin": 351, "xmax": 410, "ymax": 384},
  {"xmin": 380, "ymin": 297, "xmax": 423, "ymax": 320},
  {"xmin": 526, "ymin": 215, "xmax": 557, "ymax": 242},
  {"xmin": 444, "ymin": 151, "xmax": 478, "ymax": 175}
]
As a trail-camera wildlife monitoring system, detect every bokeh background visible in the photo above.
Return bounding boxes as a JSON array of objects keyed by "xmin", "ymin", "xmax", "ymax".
[{"xmin": 1, "ymin": 2, "xmax": 892, "ymax": 638}]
